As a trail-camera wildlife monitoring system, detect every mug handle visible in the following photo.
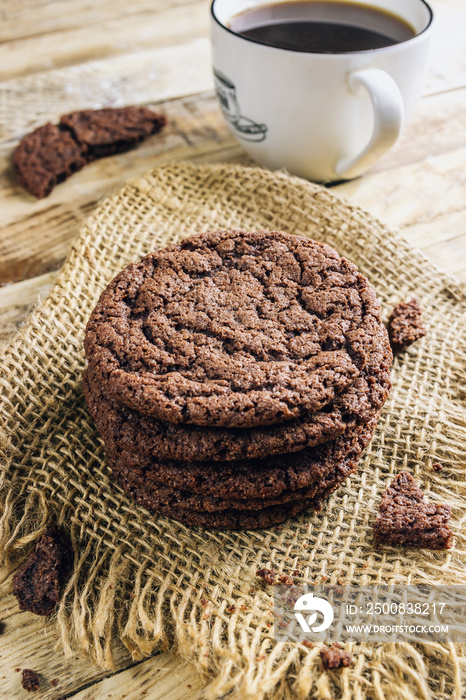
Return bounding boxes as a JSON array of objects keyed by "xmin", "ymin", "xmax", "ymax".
[{"xmin": 335, "ymin": 68, "xmax": 404, "ymax": 180}]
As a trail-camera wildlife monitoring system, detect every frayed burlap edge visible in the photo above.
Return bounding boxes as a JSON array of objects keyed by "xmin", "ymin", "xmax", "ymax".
[{"xmin": 1, "ymin": 162, "xmax": 465, "ymax": 700}]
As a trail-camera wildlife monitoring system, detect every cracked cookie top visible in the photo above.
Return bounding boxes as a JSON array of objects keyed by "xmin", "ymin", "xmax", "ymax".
[{"xmin": 85, "ymin": 230, "xmax": 384, "ymax": 428}]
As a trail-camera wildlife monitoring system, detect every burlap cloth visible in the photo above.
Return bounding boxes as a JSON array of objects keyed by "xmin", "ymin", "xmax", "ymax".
[{"xmin": 1, "ymin": 163, "xmax": 465, "ymax": 699}]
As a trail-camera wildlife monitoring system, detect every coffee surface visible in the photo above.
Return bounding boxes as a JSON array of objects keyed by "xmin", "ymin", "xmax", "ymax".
[{"xmin": 230, "ymin": 1, "xmax": 415, "ymax": 53}]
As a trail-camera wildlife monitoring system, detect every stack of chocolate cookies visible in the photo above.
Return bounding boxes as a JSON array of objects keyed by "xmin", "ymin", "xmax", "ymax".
[{"xmin": 83, "ymin": 230, "xmax": 392, "ymax": 530}]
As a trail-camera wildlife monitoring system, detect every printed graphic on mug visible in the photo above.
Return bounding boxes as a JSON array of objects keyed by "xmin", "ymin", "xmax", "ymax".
[{"xmin": 214, "ymin": 70, "xmax": 268, "ymax": 143}]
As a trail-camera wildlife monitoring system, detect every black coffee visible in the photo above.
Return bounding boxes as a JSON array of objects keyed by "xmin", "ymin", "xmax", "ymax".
[{"xmin": 229, "ymin": 1, "xmax": 416, "ymax": 53}]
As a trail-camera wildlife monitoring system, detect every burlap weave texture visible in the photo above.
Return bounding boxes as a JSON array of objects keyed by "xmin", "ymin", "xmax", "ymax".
[{"xmin": 1, "ymin": 163, "xmax": 465, "ymax": 699}]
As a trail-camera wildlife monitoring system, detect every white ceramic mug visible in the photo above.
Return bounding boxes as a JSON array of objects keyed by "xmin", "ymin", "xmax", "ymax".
[{"xmin": 211, "ymin": 0, "xmax": 433, "ymax": 182}]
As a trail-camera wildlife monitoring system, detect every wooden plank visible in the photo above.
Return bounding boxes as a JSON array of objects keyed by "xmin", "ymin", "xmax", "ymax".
[
  {"xmin": 334, "ymin": 146, "xmax": 466, "ymax": 282},
  {"xmin": 0, "ymin": 38, "xmax": 214, "ymax": 146},
  {"xmin": 369, "ymin": 86, "xmax": 466, "ymax": 175},
  {"xmin": 0, "ymin": 1, "xmax": 210, "ymax": 81},
  {"xmin": 0, "ymin": 270, "xmax": 57, "ymax": 345},
  {"xmin": 425, "ymin": 0, "xmax": 466, "ymax": 94},
  {"xmin": 0, "ymin": 0, "xmax": 203, "ymax": 43},
  {"xmin": 68, "ymin": 654, "xmax": 205, "ymax": 700},
  {"xmin": 0, "ymin": 578, "xmax": 206, "ymax": 699},
  {"xmin": 0, "ymin": 2, "xmax": 464, "ymax": 291},
  {"xmin": 0, "ymin": 579, "xmax": 132, "ymax": 699},
  {"xmin": 1, "ymin": 25, "xmax": 466, "ymax": 289}
]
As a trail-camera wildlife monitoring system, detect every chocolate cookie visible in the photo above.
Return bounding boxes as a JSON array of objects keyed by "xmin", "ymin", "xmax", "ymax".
[
  {"xmin": 83, "ymin": 329, "xmax": 391, "ymax": 462},
  {"xmin": 85, "ymin": 230, "xmax": 386, "ymax": 428},
  {"xmin": 13, "ymin": 123, "xmax": 87, "ymax": 199},
  {"xmin": 106, "ymin": 426, "xmax": 370, "ymax": 512},
  {"xmin": 108, "ymin": 454, "xmax": 344, "ymax": 512},
  {"xmin": 13, "ymin": 107, "xmax": 166, "ymax": 199},
  {"xmin": 103, "ymin": 416, "xmax": 378, "ymax": 502},
  {"xmin": 110, "ymin": 456, "xmax": 357, "ymax": 530},
  {"xmin": 60, "ymin": 106, "xmax": 166, "ymax": 160}
]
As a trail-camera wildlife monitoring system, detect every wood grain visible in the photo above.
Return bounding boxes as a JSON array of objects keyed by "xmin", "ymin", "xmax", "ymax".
[
  {"xmin": 0, "ymin": 38, "xmax": 213, "ymax": 145},
  {"xmin": 0, "ymin": 579, "xmax": 204, "ymax": 700},
  {"xmin": 334, "ymin": 146, "xmax": 466, "ymax": 281},
  {"xmin": 0, "ymin": 578, "xmax": 131, "ymax": 699},
  {"xmin": 0, "ymin": 271, "xmax": 58, "ymax": 345},
  {"xmin": 425, "ymin": 0, "xmax": 466, "ymax": 94},
  {"xmin": 0, "ymin": 0, "xmax": 210, "ymax": 81},
  {"xmin": 1, "ymin": 82, "xmax": 465, "ymax": 310},
  {"xmin": 0, "ymin": 0, "xmax": 205, "ymax": 43},
  {"xmin": 69, "ymin": 654, "xmax": 205, "ymax": 700},
  {"xmin": 1, "ymin": 1, "xmax": 465, "ymax": 699}
]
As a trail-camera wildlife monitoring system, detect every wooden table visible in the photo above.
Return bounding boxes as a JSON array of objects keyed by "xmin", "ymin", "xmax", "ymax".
[{"xmin": 1, "ymin": 0, "xmax": 465, "ymax": 697}]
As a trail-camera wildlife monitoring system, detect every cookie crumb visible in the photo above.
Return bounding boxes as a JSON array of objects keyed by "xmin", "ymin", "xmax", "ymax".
[
  {"xmin": 387, "ymin": 299, "xmax": 426, "ymax": 351},
  {"xmin": 302, "ymin": 640, "xmax": 314, "ymax": 649},
  {"xmin": 374, "ymin": 472, "xmax": 452, "ymax": 549},
  {"xmin": 432, "ymin": 462, "xmax": 443, "ymax": 472},
  {"xmin": 256, "ymin": 568, "xmax": 277, "ymax": 585},
  {"xmin": 50, "ymin": 679, "xmax": 59, "ymax": 687},
  {"xmin": 225, "ymin": 604, "xmax": 236, "ymax": 614},
  {"xmin": 21, "ymin": 669, "xmax": 40, "ymax": 692},
  {"xmin": 256, "ymin": 569, "xmax": 298, "ymax": 586},
  {"xmin": 320, "ymin": 647, "xmax": 352, "ymax": 669}
]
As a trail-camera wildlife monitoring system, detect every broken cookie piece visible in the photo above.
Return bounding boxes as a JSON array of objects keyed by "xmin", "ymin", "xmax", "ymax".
[
  {"xmin": 12, "ymin": 523, "xmax": 71, "ymax": 616},
  {"xmin": 60, "ymin": 106, "xmax": 166, "ymax": 160},
  {"xmin": 21, "ymin": 669, "xmax": 40, "ymax": 692},
  {"xmin": 320, "ymin": 646, "xmax": 352, "ymax": 670},
  {"xmin": 373, "ymin": 472, "xmax": 452, "ymax": 549},
  {"xmin": 13, "ymin": 106, "xmax": 166, "ymax": 198},
  {"xmin": 387, "ymin": 299, "xmax": 426, "ymax": 351},
  {"xmin": 13, "ymin": 123, "xmax": 87, "ymax": 199}
]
